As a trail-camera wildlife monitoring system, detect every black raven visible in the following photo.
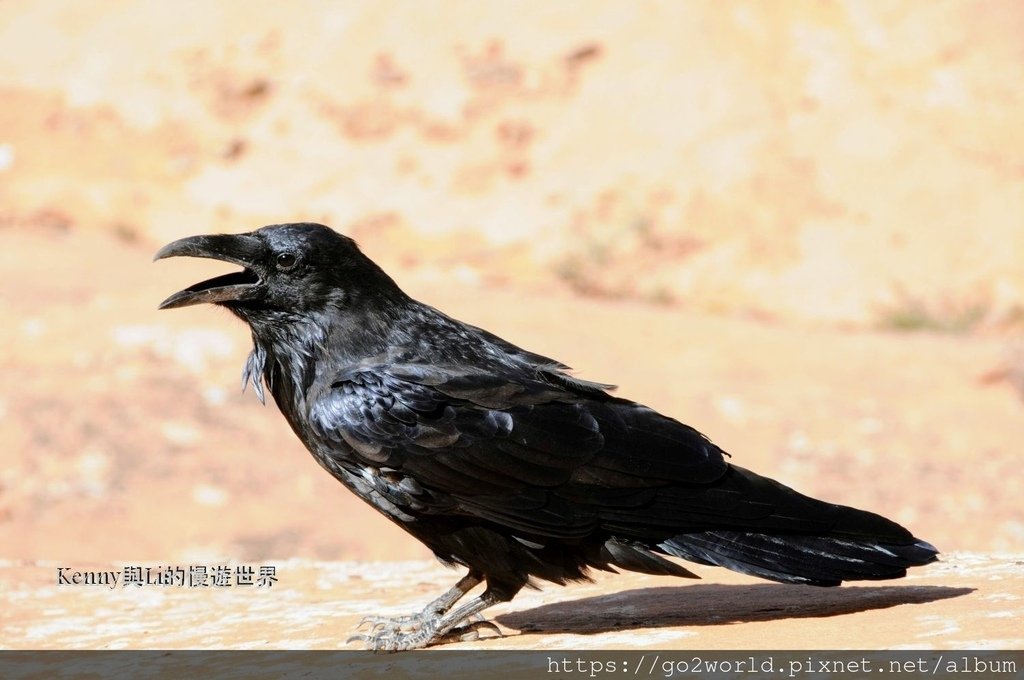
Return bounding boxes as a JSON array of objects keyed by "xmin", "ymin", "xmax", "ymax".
[{"xmin": 156, "ymin": 223, "xmax": 938, "ymax": 650}]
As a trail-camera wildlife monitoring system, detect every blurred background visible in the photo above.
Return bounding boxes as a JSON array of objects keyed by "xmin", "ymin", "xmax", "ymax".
[{"xmin": 1, "ymin": 1, "xmax": 1022, "ymax": 566}]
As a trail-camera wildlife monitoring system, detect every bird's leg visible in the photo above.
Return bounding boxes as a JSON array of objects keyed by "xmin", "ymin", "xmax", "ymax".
[
  {"xmin": 353, "ymin": 570, "xmax": 482, "ymax": 636},
  {"xmin": 421, "ymin": 570, "xmax": 484, "ymax": 618},
  {"xmin": 351, "ymin": 588, "xmax": 504, "ymax": 651}
]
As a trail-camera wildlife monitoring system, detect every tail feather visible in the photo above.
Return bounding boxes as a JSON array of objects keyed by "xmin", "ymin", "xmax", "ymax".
[
  {"xmin": 659, "ymin": 530, "xmax": 938, "ymax": 586},
  {"xmin": 595, "ymin": 462, "xmax": 938, "ymax": 586},
  {"xmin": 657, "ymin": 466, "xmax": 942, "ymax": 585}
]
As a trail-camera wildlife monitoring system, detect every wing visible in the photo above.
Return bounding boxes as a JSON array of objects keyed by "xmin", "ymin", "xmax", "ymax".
[{"xmin": 307, "ymin": 362, "xmax": 735, "ymax": 541}]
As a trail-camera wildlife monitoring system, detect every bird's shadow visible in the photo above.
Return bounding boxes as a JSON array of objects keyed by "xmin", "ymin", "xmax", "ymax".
[{"xmin": 496, "ymin": 583, "xmax": 973, "ymax": 637}]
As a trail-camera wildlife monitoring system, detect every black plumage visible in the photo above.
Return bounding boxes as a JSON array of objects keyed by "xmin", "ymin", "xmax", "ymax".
[{"xmin": 156, "ymin": 223, "xmax": 938, "ymax": 650}]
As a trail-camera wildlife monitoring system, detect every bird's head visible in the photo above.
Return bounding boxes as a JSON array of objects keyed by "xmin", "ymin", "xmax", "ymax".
[{"xmin": 155, "ymin": 223, "xmax": 402, "ymax": 322}]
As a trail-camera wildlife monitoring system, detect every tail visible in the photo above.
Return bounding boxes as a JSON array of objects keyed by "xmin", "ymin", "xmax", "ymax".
[
  {"xmin": 659, "ymin": 530, "xmax": 938, "ymax": 586},
  {"xmin": 606, "ymin": 464, "xmax": 939, "ymax": 586}
]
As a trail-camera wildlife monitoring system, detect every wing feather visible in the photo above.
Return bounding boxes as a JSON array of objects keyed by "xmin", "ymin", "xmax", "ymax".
[{"xmin": 308, "ymin": 363, "xmax": 765, "ymax": 540}]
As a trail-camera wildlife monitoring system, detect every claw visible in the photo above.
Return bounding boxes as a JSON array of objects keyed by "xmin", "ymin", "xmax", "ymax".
[
  {"xmin": 473, "ymin": 620, "xmax": 503, "ymax": 637},
  {"xmin": 445, "ymin": 618, "xmax": 503, "ymax": 643},
  {"xmin": 348, "ymin": 594, "xmax": 501, "ymax": 651},
  {"xmin": 359, "ymin": 615, "xmax": 398, "ymax": 628}
]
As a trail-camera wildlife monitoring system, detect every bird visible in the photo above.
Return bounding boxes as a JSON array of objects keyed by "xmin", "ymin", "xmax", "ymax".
[{"xmin": 155, "ymin": 222, "xmax": 938, "ymax": 650}]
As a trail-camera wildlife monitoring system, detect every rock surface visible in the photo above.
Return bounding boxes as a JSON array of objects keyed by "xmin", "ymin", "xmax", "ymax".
[{"xmin": 3, "ymin": 553, "xmax": 1021, "ymax": 650}]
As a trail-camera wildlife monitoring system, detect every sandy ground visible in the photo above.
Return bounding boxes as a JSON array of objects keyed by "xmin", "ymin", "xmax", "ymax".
[{"xmin": 2, "ymin": 2, "xmax": 1024, "ymax": 326}]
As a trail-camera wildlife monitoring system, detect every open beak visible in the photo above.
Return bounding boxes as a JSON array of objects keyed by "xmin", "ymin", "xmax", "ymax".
[{"xmin": 154, "ymin": 233, "xmax": 264, "ymax": 309}]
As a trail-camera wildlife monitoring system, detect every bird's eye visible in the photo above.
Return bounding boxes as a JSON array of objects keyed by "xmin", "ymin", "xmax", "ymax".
[{"xmin": 276, "ymin": 252, "xmax": 298, "ymax": 270}]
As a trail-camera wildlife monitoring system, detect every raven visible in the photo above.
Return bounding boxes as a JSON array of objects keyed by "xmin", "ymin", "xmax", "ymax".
[{"xmin": 156, "ymin": 223, "xmax": 938, "ymax": 650}]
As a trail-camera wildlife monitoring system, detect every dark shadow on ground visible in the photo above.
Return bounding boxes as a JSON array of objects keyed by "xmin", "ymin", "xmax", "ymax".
[{"xmin": 496, "ymin": 583, "xmax": 973, "ymax": 636}]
